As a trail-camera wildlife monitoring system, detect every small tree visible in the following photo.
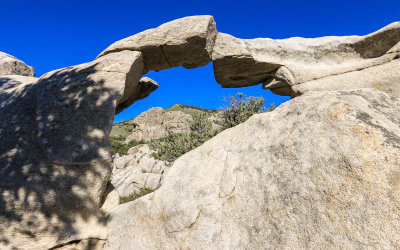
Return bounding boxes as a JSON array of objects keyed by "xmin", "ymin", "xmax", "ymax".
[{"xmin": 218, "ymin": 93, "xmax": 270, "ymax": 129}]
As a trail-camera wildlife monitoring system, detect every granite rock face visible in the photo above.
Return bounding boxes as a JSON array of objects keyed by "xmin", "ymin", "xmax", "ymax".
[
  {"xmin": 98, "ymin": 15, "xmax": 217, "ymax": 72},
  {"xmin": 0, "ymin": 50, "xmax": 158, "ymax": 249},
  {"xmin": 111, "ymin": 144, "xmax": 166, "ymax": 197},
  {"xmin": 106, "ymin": 89, "xmax": 400, "ymax": 249},
  {"xmin": 212, "ymin": 22, "xmax": 400, "ymax": 97},
  {"xmin": 125, "ymin": 107, "xmax": 192, "ymax": 142},
  {"xmin": 0, "ymin": 51, "xmax": 35, "ymax": 76},
  {"xmin": 3, "ymin": 16, "xmax": 400, "ymax": 249}
]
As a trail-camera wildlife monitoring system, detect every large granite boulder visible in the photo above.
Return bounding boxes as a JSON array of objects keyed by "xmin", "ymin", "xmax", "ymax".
[
  {"xmin": 98, "ymin": 15, "xmax": 217, "ymax": 72},
  {"xmin": 106, "ymin": 88, "xmax": 400, "ymax": 249},
  {"xmin": 0, "ymin": 51, "xmax": 35, "ymax": 76},
  {"xmin": 212, "ymin": 22, "xmax": 400, "ymax": 97},
  {"xmin": 0, "ymin": 50, "xmax": 158, "ymax": 249}
]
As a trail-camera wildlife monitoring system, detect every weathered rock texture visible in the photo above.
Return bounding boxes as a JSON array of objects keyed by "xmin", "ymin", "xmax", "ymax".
[
  {"xmin": 52, "ymin": 239, "xmax": 106, "ymax": 250},
  {"xmin": 212, "ymin": 22, "xmax": 400, "ymax": 97},
  {"xmin": 3, "ymin": 16, "xmax": 400, "ymax": 249},
  {"xmin": 112, "ymin": 144, "xmax": 166, "ymax": 197},
  {"xmin": 115, "ymin": 76, "xmax": 158, "ymax": 114},
  {"xmin": 124, "ymin": 107, "xmax": 192, "ymax": 142},
  {"xmin": 99, "ymin": 17, "xmax": 399, "ymax": 98},
  {"xmin": 0, "ymin": 51, "xmax": 35, "ymax": 76},
  {"xmin": 0, "ymin": 50, "xmax": 158, "ymax": 249},
  {"xmin": 106, "ymin": 89, "xmax": 400, "ymax": 249},
  {"xmin": 98, "ymin": 15, "xmax": 217, "ymax": 72}
]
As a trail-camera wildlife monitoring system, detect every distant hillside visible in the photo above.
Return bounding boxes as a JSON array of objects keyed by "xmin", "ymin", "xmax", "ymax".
[
  {"xmin": 165, "ymin": 104, "xmax": 218, "ymax": 116},
  {"xmin": 110, "ymin": 104, "xmax": 218, "ymax": 142}
]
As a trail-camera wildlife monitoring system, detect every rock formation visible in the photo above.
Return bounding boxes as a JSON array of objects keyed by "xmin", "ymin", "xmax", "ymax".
[
  {"xmin": 1, "ymin": 15, "xmax": 400, "ymax": 249},
  {"xmin": 212, "ymin": 22, "xmax": 400, "ymax": 96},
  {"xmin": 106, "ymin": 89, "xmax": 400, "ymax": 249},
  {"xmin": 98, "ymin": 17, "xmax": 400, "ymax": 98},
  {"xmin": 0, "ymin": 51, "xmax": 158, "ymax": 249},
  {"xmin": 111, "ymin": 104, "xmax": 220, "ymax": 144},
  {"xmin": 111, "ymin": 144, "xmax": 166, "ymax": 197},
  {"xmin": 0, "ymin": 51, "xmax": 35, "ymax": 76},
  {"xmin": 124, "ymin": 107, "xmax": 192, "ymax": 142},
  {"xmin": 98, "ymin": 15, "xmax": 217, "ymax": 72}
]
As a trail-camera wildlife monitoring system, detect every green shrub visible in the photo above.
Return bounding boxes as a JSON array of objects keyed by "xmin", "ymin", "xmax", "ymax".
[
  {"xmin": 217, "ymin": 93, "xmax": 274, "ymax": 129},
  {"xmin": 150, "ymin": 93, "xmax": 275, "ymax": 162},
  {"xmin": 120, "ymin": 188, "xmax": 154, "ymax": 204},
  {"xmin": 150, "ymin": 113, "xmax": 219, "ymax": 162},
  {"xmin": 110, "ymin": 137, "xmax": 145, "ymax": 155}
]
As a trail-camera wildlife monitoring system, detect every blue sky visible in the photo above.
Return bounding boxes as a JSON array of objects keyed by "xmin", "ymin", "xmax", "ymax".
[{"xmin": 1, "ymin": 0, "xmax": 399, "ymax": 123}]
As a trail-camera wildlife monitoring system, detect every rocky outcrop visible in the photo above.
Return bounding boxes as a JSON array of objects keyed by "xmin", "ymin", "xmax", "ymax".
[
  {"xmin": 106, "ymin": 89, "xmax": 400, "ymax": 249},
  {"xmin": 111, "ymin": 144, "xmax": 166, "ymax": 197},
  {"xmin": 212, "ymin": 22, "xmax": 400, "ymax": 97},
  {"xmin": 0, "ymin": 51, "xmax": 35, "ymax": 76},
  {"xmin": 0, "ymin": 50, "xmax": 158, "ymax": 249},
  {"xmin": 124, "ymin": 107, "xmax": 192, "ymax": 142},
  {"xmin": 98, "ymin": 15, "xmax": 218, "ymax": 72},
  {"xmin": 3, "ymin": 16, "xmax": 400, "ymax": 249}
]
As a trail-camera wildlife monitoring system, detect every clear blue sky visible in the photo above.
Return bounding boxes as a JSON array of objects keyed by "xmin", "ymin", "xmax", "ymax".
[{"xmin": 1, "ymin": 0, "xmax": 399, "ymax": 123}]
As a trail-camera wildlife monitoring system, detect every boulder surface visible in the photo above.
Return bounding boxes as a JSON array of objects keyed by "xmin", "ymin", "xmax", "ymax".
[
  {"xmin": 212, "ymin": 22, "xmax": 400, "ymax": 97},
  {"xmin": 124, "ymin": 107, "xmax": 192, "ymax": 142},
  {"xmin": 0, "ymin": 51, "xmax": 35, "ymax": 77},
  {"xmin": 98, "ymin": 15, "xmax": 217, "ymax": 72},
  {"xmin": 111, "ymin": 144, "xmax": 166, "ymax": 197},
  {"xmin": 0, "ymin": 51, "xmax": 157, "ymax": 249},
  {"xmin": 106, "ymin": 89, "xmax": 400, "ymax": 249}
]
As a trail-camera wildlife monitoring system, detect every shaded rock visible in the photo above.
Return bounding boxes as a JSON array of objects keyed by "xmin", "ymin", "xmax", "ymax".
[
  {"xmin": 52, "ymin": 239, "xmax": 106, "ymax": 250},
  {"xmin": 124, "ymin": 107, "xmax": 192, "ymax": 143},
  {"xmin": 115, "ymin": 76, "xmax": 158, "ymax": 114},
  {"xmin": 0, "ymin": 51, "xmax": 152, "ymax": 249},
  {"xmin": 98, "ymin": 15, "xmax": 217, "ymax": 72},
  {"xmin": 106, "ymin": 89, "xmax": 400, "ymax": 249},
  {"xmin": 212, "ymin": 22, "xmax": 400, "ymax": 97},
  {"xmin": 0, "ymin": 51, "xmax": 35, "ymax": 76}
]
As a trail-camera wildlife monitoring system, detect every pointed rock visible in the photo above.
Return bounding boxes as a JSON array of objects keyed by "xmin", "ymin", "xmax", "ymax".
[{"xmin": 0, "ymin": 51, "xmax": 35, "ymax": 76}]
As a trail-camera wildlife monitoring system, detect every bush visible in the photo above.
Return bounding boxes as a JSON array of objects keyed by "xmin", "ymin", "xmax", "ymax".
[
  {"xmin": 150, "ymin": 93, "xmax": 275, "ymax": 162},
  {"xmin": 217, "ymin": 93, "xmax": 274, "ymax": 129},
  {"xmin": 120, "ymin": 188, "xmax": 154, "ymax": 204},
  {"xmin": 150, "ymin": 113, "xmax": 219, "ymax": 162},
  {"xmin": 110, "ymin": 137, "xmax": 145, "ymax": 155}
]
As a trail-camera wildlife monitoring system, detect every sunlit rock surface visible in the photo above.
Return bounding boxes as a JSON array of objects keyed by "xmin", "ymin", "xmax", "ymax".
[
  {"xmin": 111, "ymin": 144, "xmax": 166, "ymax": 197},
  {"xmin": 212, "ymin": 22, "xmax": 400, "ymax": 97},
  {"xmin": 98, "ymin": 15, "xmax": 217, "ymax": 72},
  {"xmin": 0, "ymin": 51, "xmax": 35, "ymax": 77},
  {"xmin": 106, "ymin": 89, "xmax": 400, "ymax": 249}
]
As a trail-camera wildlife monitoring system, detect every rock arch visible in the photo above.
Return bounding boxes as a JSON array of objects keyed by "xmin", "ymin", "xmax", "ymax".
[
  {"xmin": 0, "ymin": 15, "xmax": 400, "ymax": 249},
  {"xmin": 98, "ymin": 15, "xmax": 400, "ymax": 97}
]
